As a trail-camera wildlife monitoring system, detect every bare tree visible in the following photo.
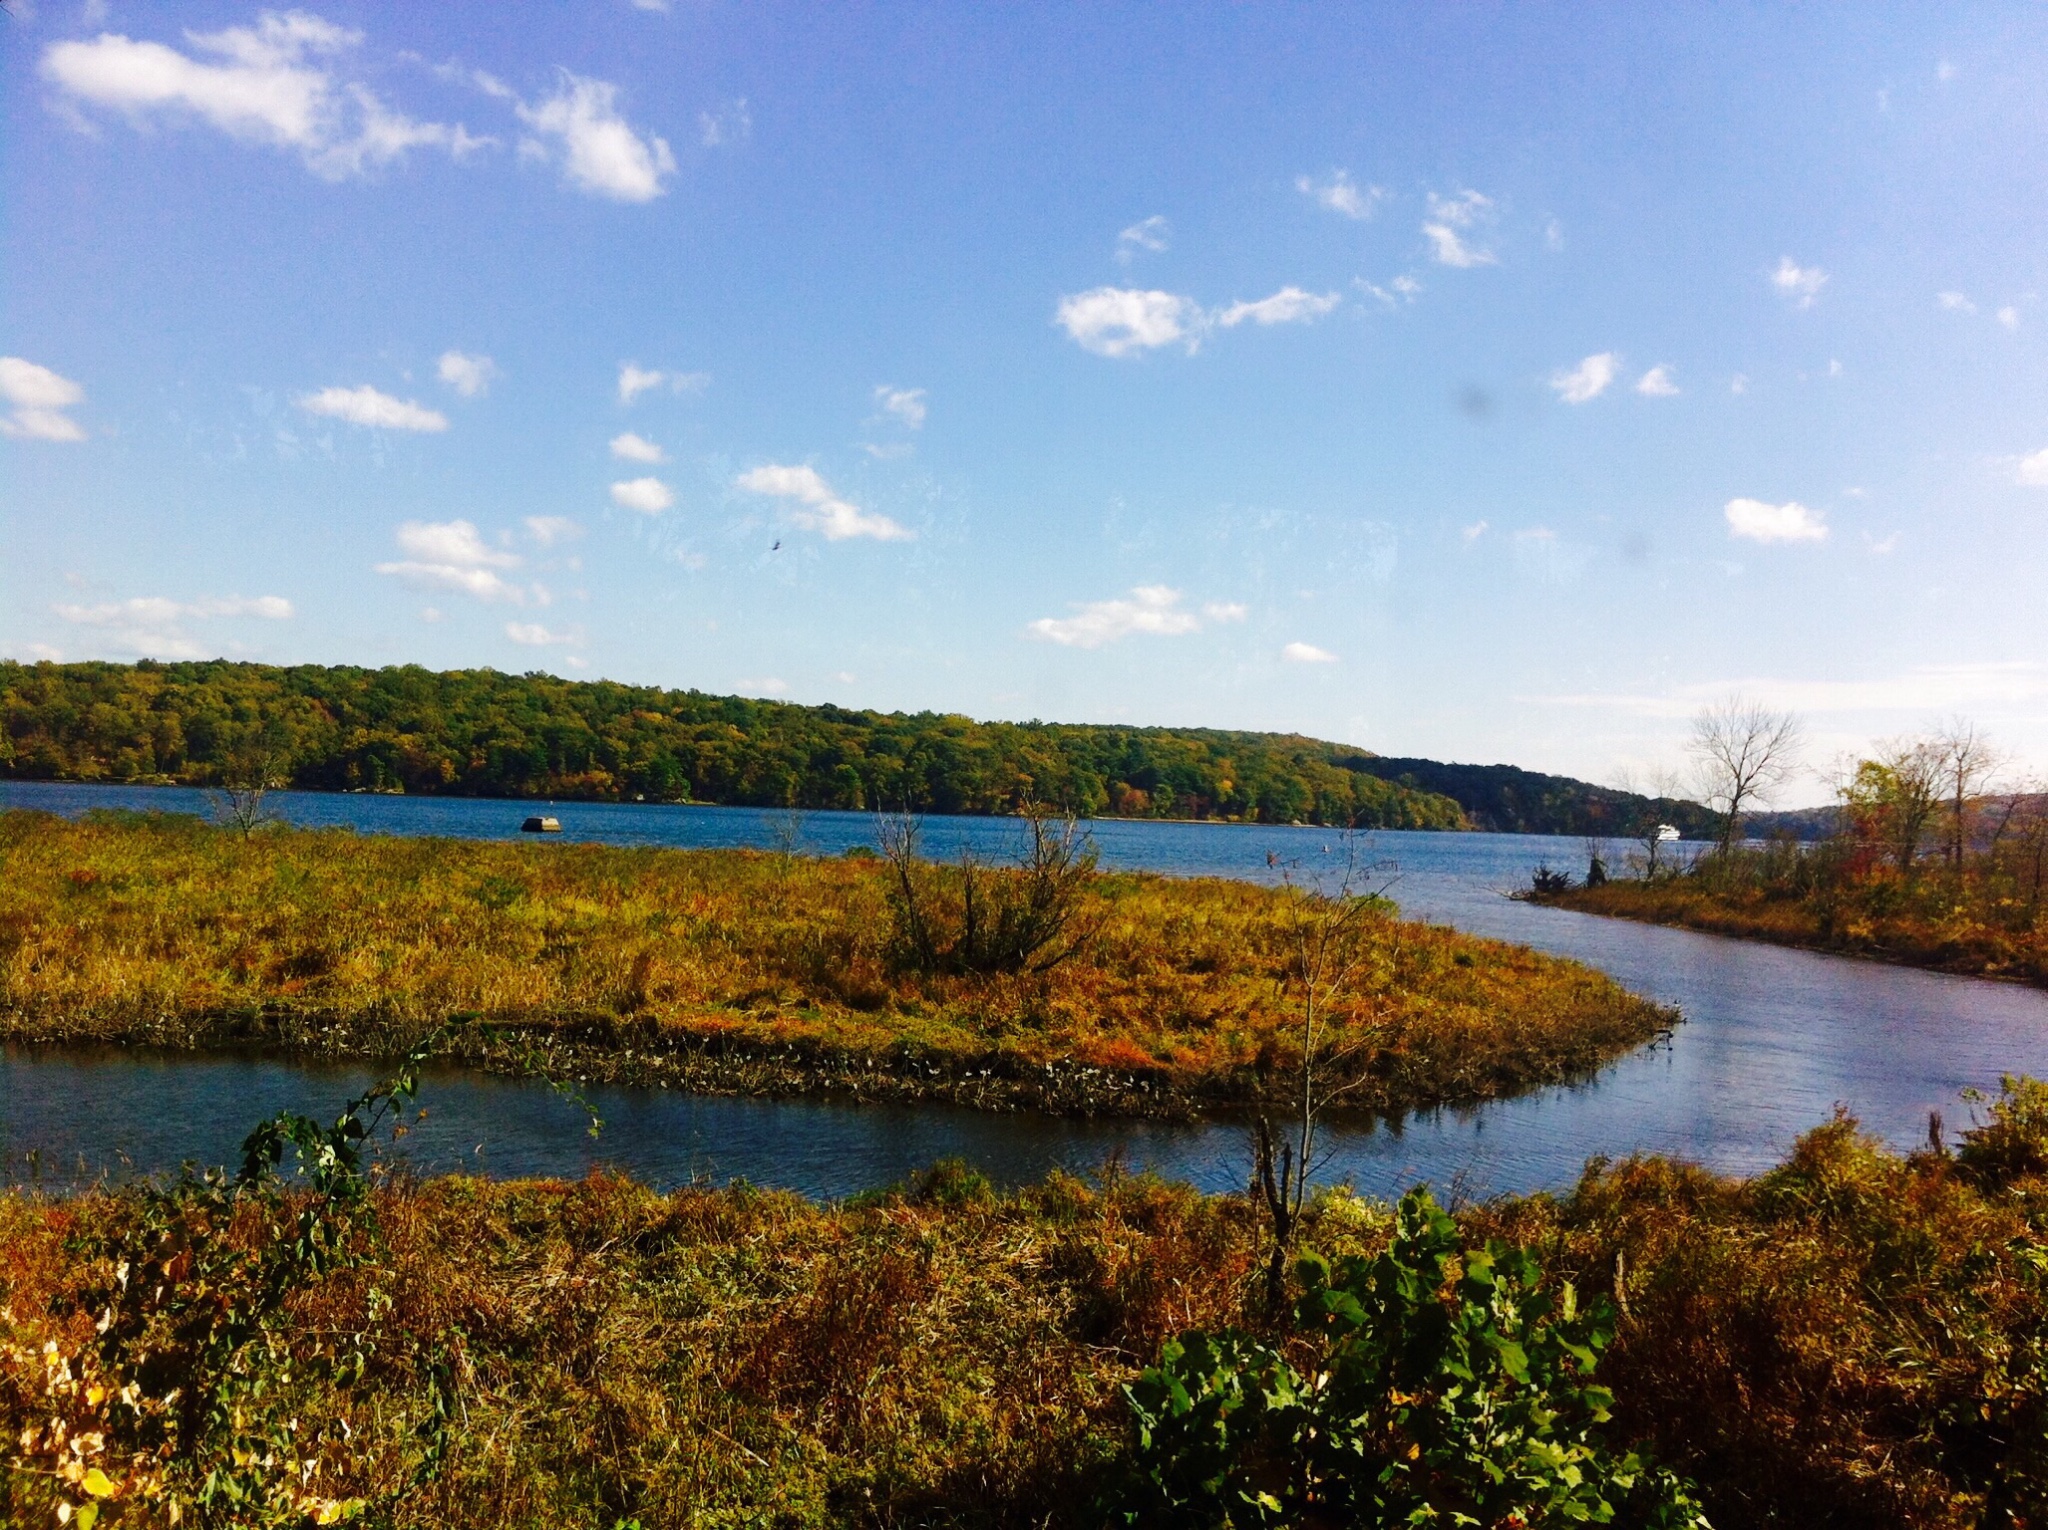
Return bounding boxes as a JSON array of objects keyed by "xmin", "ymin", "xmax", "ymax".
[
  {"xmin": 1251, "ymin": 835, "xmax": 1394, "ymax": 1309},
  {"xmin": 1934, "ymin": 719, "xmax": 2001, "ymax": 873},
  {"xmin": 1615, "ymin": 764, "xmax": 1691, "ymax": 879},
  {"xmin": 210, "ymin": 735, "xmax": 293, "ymax": 840},
  {"xmin": 1689, "ymin": 697, "xmax": 1804, "ymax": 855}
]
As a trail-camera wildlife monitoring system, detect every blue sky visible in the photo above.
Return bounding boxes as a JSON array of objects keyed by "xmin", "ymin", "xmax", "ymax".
[{"xmin": 5, "ymin": 3, "xmax": 2046, "ymax": 800}]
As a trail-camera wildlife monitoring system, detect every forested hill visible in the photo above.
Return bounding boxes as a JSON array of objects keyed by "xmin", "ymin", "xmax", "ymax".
[
  {"xmin": 0, "ymin": 660, "xmax": 1712, "ymax": 837},
  {"xmin": 0, "ymin": 660, "xmax": 1464, "ymax": 828},
  {"xmin": 1322, "ymin": 757, "xmax": 1721, "ymax": 840}
]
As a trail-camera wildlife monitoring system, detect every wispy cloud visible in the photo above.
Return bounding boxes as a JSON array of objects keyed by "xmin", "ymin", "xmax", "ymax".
[
  {"xmin": 1054, "ymin": 288, "xmax": 1204, "ymax": 357},
  {"xmin": 437, "ymin": 350, "xmax": 496, "ymax": 398},
  {"xmin": 1296, "ymin": 169, "xmax": 1383, "ymax": 220},
  {"xmin": 1214, "ymin": 287, "xmax": 1342, "ymax": 328},
  {"xmin": 53, "ymin": 593, "xmax": 293, "ymax": 659},
  {"xmin": 1636, "ymin": 364, "xmax": 1680, "ymax": 397},
  {"xmin": 524, "ymin": 515, "xmax": 583, "ymax": 546},
  {"xmin": 736, "ymin": 464, "xmax": 912, "ymax": 542},
  {"xmin": 609, "ymin": 430, "xmax": 665, "ymax": 462},
  {"xmin": 1551, "ymin": 352, "xmax": 1620, "ymax": 404},
  {"xmin": 1725, "ymin": 497, "xmax": 1827, "ymax": 543},
  {"xmin": 1282, "ymin": 641, "xmax": 1338, "ymax": 664},
  {"xmin": 1027, "ymin": 585, "xmax": 1239, "ymax": 648},
  {"xmin": 874, "ymin": 385, "xmax": 927, "ymax": 429},
  {"xmin": 505, "ymin": 621, "xmax": 584, "ymax": 647},
  {"xmin": 42, "ymin": 13, "xmax": 491, "ymax": 182},
  {"xmin": 610, "ymin": 476, "xmax": 673, "ymax": 514},
  {"xmin": 299, "ymin": 384, "xmax": 448, "ymax": 432},
  {"xmin": 1422, "ymin": 189, "xmax": 1496, "ymax": 268},
  {"xmin": 518, "ymin": 71, "xmax": 673, "ymax": 202},
  {"xmin": 1938, "ymin": 290, "xmax": 1977, "ymax": 314},
  {"xmin": 1115, "ymin": 215, "xmax": 1170, "ymax": 262},
  {"xmin": 1055, "ymin": 285, "xmax": 1339, "ymax": 356},
  {"xmin": 698, "ymin": 97, "xmax": 750, "ymax": 147},
  {"xmin": 374, "ymin": 518, "xmax": 525, "ymax": 600},
  {"xmin": 1539, "ymin": 662, "xmax": 2048, "ymax": 718},
  {"xmin": 0, "ymin": 356, "xmax": 87, "ymax": 442},
  {"xmin": 2014, "ymin": 448, "xmax": 2048, "ymax": 487},
  {"xmin": 1771, "ymin": 256, "xmax": 1828, "ymax": 308},
  {"xmin": 617, "ymin": 362, "xmax": 708, "ymax": 403}
]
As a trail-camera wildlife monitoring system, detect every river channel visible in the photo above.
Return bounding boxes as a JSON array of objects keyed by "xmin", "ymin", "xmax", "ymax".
[{"xmin": 5, "ymin": 780, "xmax": 2046, "ymax": 1200}]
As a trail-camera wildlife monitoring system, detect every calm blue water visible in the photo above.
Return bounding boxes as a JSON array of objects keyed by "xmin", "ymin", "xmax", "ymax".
[{"xmin": 5, "ymin": 780, "xmax": 2046, "ymax": 1199}]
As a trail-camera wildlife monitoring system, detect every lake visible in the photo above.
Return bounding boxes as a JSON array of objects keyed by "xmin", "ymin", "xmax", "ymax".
[{"xmin": 4, "ymin": 780, "xmax": 2045, "ymax": 1200}]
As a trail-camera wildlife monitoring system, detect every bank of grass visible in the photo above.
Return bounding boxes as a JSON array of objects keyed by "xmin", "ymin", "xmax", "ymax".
[
  {"xmin": 1542, "ymin": 858, "xmax": 2048, "ymax": 987},
  {"xmin": 0, "ymin": 809, "xmax": 1673, "ymax": 1118},
  {"xmin": 3, "ymin": 1084, "xmax": 2047, "ymax": 1527}
]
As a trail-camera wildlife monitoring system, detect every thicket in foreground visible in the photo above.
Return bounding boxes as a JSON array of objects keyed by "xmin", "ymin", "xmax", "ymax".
[{"xmin": 1, "ymin": 1081, "xmax": 2047, "ymax": 1525}]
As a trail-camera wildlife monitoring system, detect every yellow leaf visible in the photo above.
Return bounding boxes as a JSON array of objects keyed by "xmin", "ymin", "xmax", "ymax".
[
  {"xmin": 81, "ymin": 1468, "xmax": 116, "ymax": 1499},
  {"xmin": 85, "ymin": 1383, "xmax": 106, "ymax": 1406}
]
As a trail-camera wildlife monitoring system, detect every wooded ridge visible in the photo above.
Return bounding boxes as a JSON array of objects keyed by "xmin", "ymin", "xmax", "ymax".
[{"xmin": 2, "ymin": 659, "xmax": 1704, "ymax": 834}]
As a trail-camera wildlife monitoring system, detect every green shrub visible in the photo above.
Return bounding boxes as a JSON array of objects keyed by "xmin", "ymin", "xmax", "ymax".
[{"xmin": 1117, "ymin": 1187, "xmax": 1708, "ymax": 1528}]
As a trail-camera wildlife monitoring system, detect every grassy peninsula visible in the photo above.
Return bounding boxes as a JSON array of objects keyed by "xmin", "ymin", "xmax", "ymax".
[
  {"xmin": 0, "ymin": 809, "xmax": 1671, "ymax": 1118},
  {"xmin": 4, "ymin": 1083, "xmax": 2046, "ymax": 1528},
  {"xmin": 1532, "ymin": 816, "xmax": 2048, "ymax": 988}
]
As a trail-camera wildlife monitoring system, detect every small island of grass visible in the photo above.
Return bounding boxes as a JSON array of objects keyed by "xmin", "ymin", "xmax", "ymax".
[{"xmin": 0, "ymin": 808, "xmax": 1675, "ymax": 1119}]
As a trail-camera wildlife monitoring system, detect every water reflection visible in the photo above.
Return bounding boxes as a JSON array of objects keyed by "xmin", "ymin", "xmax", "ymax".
[{"xmin": 4, "ymin": 781, "xmax": 2046, "ymax": 1197}]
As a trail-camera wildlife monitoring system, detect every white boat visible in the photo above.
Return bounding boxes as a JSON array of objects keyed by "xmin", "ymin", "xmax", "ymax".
[{"xmin": 1655, "ymin": 824, "xmax": 1680, "ymax": 842}]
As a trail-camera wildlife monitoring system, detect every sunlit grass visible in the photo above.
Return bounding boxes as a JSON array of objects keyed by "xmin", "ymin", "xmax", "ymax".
[{"xmin": 0, "ymin": 809, "xmax": 1672, "ymax": 1115}]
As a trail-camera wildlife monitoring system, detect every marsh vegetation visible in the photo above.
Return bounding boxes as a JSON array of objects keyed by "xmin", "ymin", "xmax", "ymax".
[{"xmin": 0, "ymin": 809, "xmax": 1672, "ymax": 1118}]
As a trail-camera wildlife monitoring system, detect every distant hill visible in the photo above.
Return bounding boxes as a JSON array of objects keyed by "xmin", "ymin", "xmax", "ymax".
[
  {"xmin": 1350, "ymin": 757, "xmax": 1723, "ymax": 841},
  {"xmin": 0, "ymin": 659, "xmax": 1726, "ymax": 839},
  {"xmin": 0, "ymin": 660, "xmax": 1462, "ymax": 829}
]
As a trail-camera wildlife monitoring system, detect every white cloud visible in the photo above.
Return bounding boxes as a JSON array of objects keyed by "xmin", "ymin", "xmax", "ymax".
[
  {"xmin": 610, "ymin": 476, "xmax": 674, "ymax": 514},
  {"xmin": 1054, "ymin": 287, "xmax": 1203, "ymax": 357},
  {"xmin": 609, "ymin": 430, "xmax": 665, "ymax": 462},
  {"xmin": 1115, "ymin": 215, "xmax": 1170, "ymax": 262},
  {"xmin": 1215, "ymin": 286, "xmax": 1342, "ymax": 328},
  {"xmin": 874, "ymin": 385, "xmax": 927, "ymax": 428},
  {"xmin": 1730, "ymin": 373, "xmax": 1750, "ymax": 395},
  {"xmin": 374, "ymin": 518, "xmax": 524, "ymax": 601},
  {"xmin": 617, "ymin": 362, "xmax": 706, "ymax": 403},
  {"xmin": 698, "ymin": 97, "xmax": 750, "ymax": 147},
  {"xmin": 1027, "ymin": 585, "xmax": 1219, "ymax": 648},
  {"xmin": 736, "ymin": 464, "xmax": 911, "ymax": 541},
  {"xmin": 1201, "ymin": 601, "xmax": 1248, "ymax": 624},
  {"xmin": 524, "ymin": 515, "xmax": 583, "ymax": 546},
  {"xmin": 518, "ymin": 71, "xmax": 673, "ymax": 202},
  {"xmin": 437, "ymin": 350, "xmax": 496, "ymax": 398},
  {"xmin": 1771, "ymin": 256, "xmax": 1828, "ymax": 307},
  {"xmin": 1938, "ymin": 291, "xmax": 1977, "ymax": 314},
  {"xmin": 42, "ymin": 15, "xmax": 490, "ymax": 182},
  {"xmin": 738, "ymin": 676, "xmax": 789, "ymax": 697},
  {"xmin": 618, "ymin": 363, "xmax": 665, "ymax": 403},
  {"xmin": 2014, "ymin": 448, "xmax": 2048, "ymax": 487},
  {"xmin": 1725, "ymin": 497, "xmax": 1828, "ymax": 543},
  {"xmin": 1282, "ymin": 641, "xmax": 1338, "ymax": 664},
  {"xmin": 505, "ymin": 621, "xmax": 583, "ymax": 647},
  {"xmin": 1540, "ymin": 661, "xmax": 2048, "ymax": 719},
  {"xmin": 1296, "ymin": 169, "xmax": 1383, "ymax": 220},
  {"xmin": 0, "ymin": 356, "xmax": 87, "ymax": 441},
  {"xmin": 1551, "ymin": 352, "xmax": 1620, "ymax": 404},
  {"xmin": 1636, "ymin": 364, "xmax": 1680, "ymax": 397},
  {"xmin": 1422, "ymin": 189, "xmax": 1496, "ymax": 268},
  {"xmin": 1461, "ymin": 519, "xmax": 1489, "ymax": 545},
  {"xmin": 53, "ymin": 592, "xmax": 293, "ymax": 658},
  {"xmin": 299, "ymin": 384, "xmax": 448, "ymax": 432},
  {"xmin": 1999, "ymin": 306, "xmax": 2021, "ymax": 330}
]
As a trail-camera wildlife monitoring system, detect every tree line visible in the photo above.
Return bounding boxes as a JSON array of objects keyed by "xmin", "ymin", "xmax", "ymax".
[{"xmin": 0, "ymin": 659, "xmax": 1480, "ymax": 827}]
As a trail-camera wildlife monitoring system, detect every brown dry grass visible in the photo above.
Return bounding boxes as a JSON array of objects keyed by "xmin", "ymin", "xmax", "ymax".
[{"xmin": 0, "ymin": 809, "xmax": 1672, "ymax": 1116}]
